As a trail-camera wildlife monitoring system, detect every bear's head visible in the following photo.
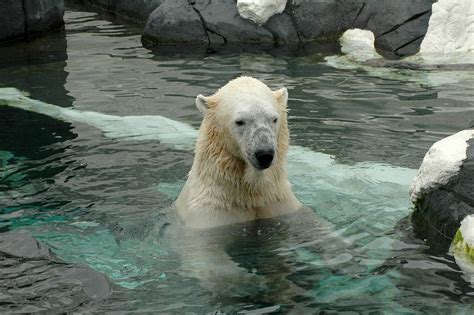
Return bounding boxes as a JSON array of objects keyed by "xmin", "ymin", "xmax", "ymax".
[{"xmin": 194, "ymin": 77, "xmax": 289, "ymax": 173}]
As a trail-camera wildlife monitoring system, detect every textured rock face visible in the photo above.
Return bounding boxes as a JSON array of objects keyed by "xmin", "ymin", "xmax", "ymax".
[
  {"xmin": 141, "ymin": 0, "xmax": 208, "ymax": 47},
  {"xmin": 0, "ymin": 231, "xmax": 111, "ymax": 313},
  {"xmin": 420, "ymin": 0, "xmax": 474, "ymax": 53},
  {"xmin": 290, "ymin": 0, "xmax": 433, "ymax": 57},
  {"xmin": 72, "ymin": 0, "xmax": 434, "ymax": 55},
  {"xmin": 142, "ymin": 0, "xmax": 274, "ymax": 49},
  {"xmin": 411, "ymin": 130, "xmax": 474, "ymax": 243},
  {"xmin": 0, "ymin": 0, "xmax": 64, "ymax": 44},
  {"xmin": 139, "ymin": 0, "xmax": 433, "ymax": 56},
  {"xmin": 0, "ymin": 2, "xmax": 25, "ymax": 43}
]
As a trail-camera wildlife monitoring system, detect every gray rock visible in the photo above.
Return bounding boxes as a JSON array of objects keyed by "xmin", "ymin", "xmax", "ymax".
[
  {"xmin": 354, "ymin": 0, "xmax": 432, "ymax": 57},
  {"xmin": 0, "ymin": 231, "xmax": 111, "ymax": 313},
  {"xmin": 0, "ymin": 0, "xmax": 64, "ymax": 44},
  {"xmin": 289, "ymin": 0, "xmax": 433, "ymax": 56},
  {"xmin": 264, "ymin": 12, "xmax": 300, "ymax": 46},
  {"xmin": 142, "ymin": 0, "xmax": 208, "ymax": 48},
  {"xmin": 193, "ymin": 0, "xmax": 274, "ymax": 46},
  {"xmin": 24, "ymin": 0, "xmax": 65, "ymax": 38},
  {"xmin": 412, "ymin": 132, "xmax": 474, "ymax": 244},
  {"xmin": 0, "ymin": 1, "xmax": 27, "ymax": 43},
  {"xmin": 74, "ymin": 0, "xmax": 434, "ymax": 56},
  {"xmin": 289, "ymin": 0, "xmax": 354, "ymax": 42}
]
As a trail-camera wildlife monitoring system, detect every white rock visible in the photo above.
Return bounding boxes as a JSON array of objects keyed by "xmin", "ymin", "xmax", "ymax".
[
  {"xmin": 420, "ymin": 0, "xmax": 474, "ymax": 54},
  {"xmin": 338, "ymin": 28, "xmax": 383, "ymax": 61},
  {"xmin": 410, "ymin": 129, "xmax": 474, "ymax": 202},
  {"xmin": 237, "ymin": 0, "xmax": 287, "ymax": 25}
]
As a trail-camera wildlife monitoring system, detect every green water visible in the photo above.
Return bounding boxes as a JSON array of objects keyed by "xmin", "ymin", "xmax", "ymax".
[{"xmin": 1, "ymin": 7, "xmax": 474, "ymax": 313}]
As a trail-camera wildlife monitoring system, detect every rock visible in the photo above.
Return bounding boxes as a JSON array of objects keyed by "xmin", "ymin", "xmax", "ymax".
[
  {"xmin": 23, "ymin": 0, "xmax": 65, "ymax": 37},
  {"xmin": 0, "ymin": 0, "xmax": 64, "ymax": 44},
  {"xmin": 264, "ymin": 13, "xmax": 299, "ymax": 45},
  {"xmin": 411, "ymin": 130, "xmax": 474, "ymax": 243},
  {"xmin": 420, "ymin": 0, "xmax": 474, "ymax": 54},
  {"xmin": 76, "ymin": 0, "xmax": 434, "ymax": 56},
  {"xmin": 237, "ymin": 0, "xmax": 287, "ymax": 25},
  {"xmin": 290, "ymin": 0, "xmax": 433, "ymax": 57},
  {"xmin": 0, "ymin": 231, "xmax": 111, "ymax": 313},
  {"xmin": 0, "ymin": 1, "xmax": 25, "ymax": 43},
  {"xmin": 352, "ymin": 0, "xmax": 432, "ymax": 57},
  {"xmin": 143, "ymin": 0, "xmax": 274, "ymax": 49},
  {"xmin": 289, "ymin": 0, "xmax": 351, "ymax": 42},
  {"xmin": 338, "ymin": 28, "xmax": 382, "ymax": 61},
  {"xmin": 193, "ymin": 0, "xmax": 274, "ymax": 46},
  {"xmin": 142, "ymin": 0, "xmax": 208, "ymax": 48}
]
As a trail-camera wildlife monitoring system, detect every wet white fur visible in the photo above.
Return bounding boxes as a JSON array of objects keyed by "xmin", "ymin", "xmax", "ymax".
[{"xmin": 175, "ymin": 77, "xmax": 302, "ymax": 229}]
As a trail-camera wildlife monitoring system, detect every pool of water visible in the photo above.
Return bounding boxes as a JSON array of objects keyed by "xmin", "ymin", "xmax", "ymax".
[{"xmin": 1, "ymin": 7, "xmax": 474, "ymax": 313}]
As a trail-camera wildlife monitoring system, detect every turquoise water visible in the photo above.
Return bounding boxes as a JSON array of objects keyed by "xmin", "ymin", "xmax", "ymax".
[{"xmin": 1, "ymin": 7, "xmax": 474, "ymax": 313}]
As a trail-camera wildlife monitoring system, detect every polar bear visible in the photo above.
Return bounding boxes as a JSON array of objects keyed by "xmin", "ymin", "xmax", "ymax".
[{"xmin": 175, "ymin": 76, "xmax": 302, "ymax": 229}]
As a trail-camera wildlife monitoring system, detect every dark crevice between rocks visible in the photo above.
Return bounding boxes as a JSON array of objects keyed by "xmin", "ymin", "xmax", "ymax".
[
  {"xmin": 351, "ymin": 3, "xmax": 366, "ymax": 28},
  {"xmin": 21, "ymin": 0, "xmax": 29, "ymax": 41},
  {"xmin": 395, "ymin": 34, "xmax": 425, "ymax": 54},
  {"xmin": 285, "ymin": 3, "xmax": 302, "ymax": 44},
  {"xmin": 376, "ymin": 10, "xmax": 431, "ymax": 38},
  {"xmin": 190, "ymin": 2, "xmax": 227, "ymax": 52}
]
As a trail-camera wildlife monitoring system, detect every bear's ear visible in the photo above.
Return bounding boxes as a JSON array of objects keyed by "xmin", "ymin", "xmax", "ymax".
[
  {"xmin": 195, "ymin": 94, "xmax": 209, "ymax": 114},
  {"xmin": 273, "ymin": 87, "xmax": 288, "ymax": 108}
]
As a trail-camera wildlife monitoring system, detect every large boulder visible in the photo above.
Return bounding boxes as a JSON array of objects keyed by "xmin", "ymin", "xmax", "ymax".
[
  {"xmin": 289, "ymin": 0, "xmax": 433, "ymax": 57},
  {"xmin": 141, "ymin": 0, "xmax": 208, "ymax": 47},
  {"xmin": 0, "ymin": 231, "xmax": 111, "ymax": 313},
  {"xmin": 0, "ymin": 0, "xmax": 64, "ymax": 44},
  {"xmin": 140, "ymin": 0, "xmax": 433, "ymax": 56},
  {"xmin": 411, "ymin": 130, "xmax": 474, "ymax": 248},
  {"xmin": 142, "ymin": 0, "xmax": 274, "ymax": 49}
]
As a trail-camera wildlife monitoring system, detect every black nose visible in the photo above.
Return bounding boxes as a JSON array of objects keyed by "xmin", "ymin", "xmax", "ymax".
[{"xmin": 255, "ymin": 149, "xmax": 274, "ymax": 169}]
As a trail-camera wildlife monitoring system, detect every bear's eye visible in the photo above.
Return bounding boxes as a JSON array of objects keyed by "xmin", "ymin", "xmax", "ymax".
[
  {"xmin": 273, "ymin": 118, "xmax": 278, "ymax": 123},
  {"xmin": 235, "ymin": 120, "xmax": 245, "ymax": 126}
]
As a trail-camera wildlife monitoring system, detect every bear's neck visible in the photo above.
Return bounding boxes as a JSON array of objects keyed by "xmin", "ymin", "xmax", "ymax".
[{"xmin": 188, "ymin": 120, "xmax": 291, "ymax": 211}]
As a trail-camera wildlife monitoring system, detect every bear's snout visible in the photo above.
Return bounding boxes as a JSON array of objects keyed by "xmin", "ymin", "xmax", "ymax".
[{"xmin": 255, "ymin": 149, "xmax": 274, "ymax": 170}]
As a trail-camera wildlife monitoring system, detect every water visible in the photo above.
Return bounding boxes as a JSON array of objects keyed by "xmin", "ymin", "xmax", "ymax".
[{"xmin": 1, "ymin": 7, "xmax": 474, "ymax": 313}]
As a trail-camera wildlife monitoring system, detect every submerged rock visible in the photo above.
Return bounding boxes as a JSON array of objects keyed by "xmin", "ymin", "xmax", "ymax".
[
  {"xmin": 0, "ymin": 231, "xmax": 111, "ymax": 313},
  {"xmin": 138, "ymin": 0, "xmax": 433, "ymax": 55},
  {"xmin": 0, "ymin": 0, "xmax": 65, "ymax": 44},
  {"xmin": 411, "ymin": 130, "xmax": 474, "ymax": 246}
]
